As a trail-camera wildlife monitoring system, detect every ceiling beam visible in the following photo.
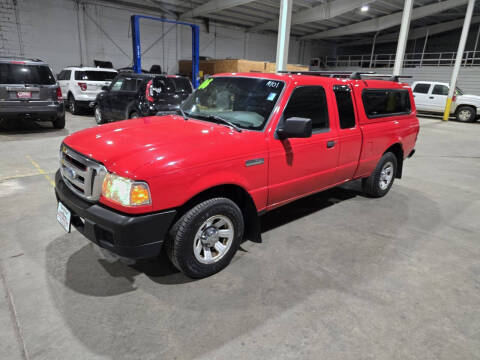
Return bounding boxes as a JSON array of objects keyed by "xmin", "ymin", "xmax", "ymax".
[
  {"xmin": 250, "ymin": 0, "xmax": 376, "ymax": 32},
  {"xmin": 340, "ymin": 16, "xmax": 480, "ymax": 46},
  {"xmin": 179, "ymin": 0, "xmax": 256, "ymax": 19},
  {"xmin": 301, "ymin": 0, "xmax": 470, "ymax": 40}
]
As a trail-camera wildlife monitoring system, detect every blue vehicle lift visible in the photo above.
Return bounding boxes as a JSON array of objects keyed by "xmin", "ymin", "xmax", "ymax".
[{"xmin": 131, "ymin": 15, "xmax": 200, "ymax": 88}]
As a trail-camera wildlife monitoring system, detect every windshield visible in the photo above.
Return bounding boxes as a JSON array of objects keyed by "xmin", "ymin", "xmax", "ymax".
[
  {"xmin": 181, "ymin": 77, "xmax": 285, "ymax": 130},
  {"xmin": 0, "ymin": 63, "xmax": 56, "ymax": 85},
  {"xmin": 75, "ymin": 71, "xmax": 117, "ymax": 81}
]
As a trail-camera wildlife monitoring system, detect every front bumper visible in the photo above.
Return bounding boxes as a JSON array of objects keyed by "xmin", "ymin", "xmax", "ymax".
[
  {"xmin": 0, "ymin": 102, "xmax": 64, "ymax": 121},
  {"xmin": 55, "ymin": 170, "xmax": 177, "ymax": 259}
]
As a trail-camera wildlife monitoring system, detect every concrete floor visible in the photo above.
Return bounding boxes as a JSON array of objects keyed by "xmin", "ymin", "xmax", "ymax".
[{"xmin": 0, "ymin": 114, "xmax": 479, "ymax": 360}]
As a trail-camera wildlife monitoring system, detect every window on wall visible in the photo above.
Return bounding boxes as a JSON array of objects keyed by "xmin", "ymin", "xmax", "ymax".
[
  {"xmin": 362, "ymin": 89, "xmax": 411, "ymax": 118},
  {"xmin": 413, "ymin": 83, "xmax": 431, "ymax": 94},
  {"xmin": 284, "ymin": 86, "xmax": 329, "ymax": 131},
  {"xmin": 432, "ymin": 85, "xmax": 449, "ymax": 96},
  {"xmin": 333, "ymin": 85, "xmax": 356, "ymax": 129}
]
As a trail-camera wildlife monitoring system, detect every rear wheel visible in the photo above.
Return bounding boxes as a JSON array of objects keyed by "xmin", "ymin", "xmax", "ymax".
[
  {"xmin": 362, "ymin": 152, "xmax": 397, "ymax": 198},
  {"xmin": 52, "ymin": 114, "xmax": 65, "ymax": 129},
  {"xmin": 129, "ymin": 111, "xmax": 140, "ymax": 119},
  {"xmin": 165, "ymin": 198, "xmax": 244, "ymax": 278},
  {"xmin": 68, "ymin": 94, "xmax": 79, "ymax": 115},
  {"xmin": 455, "ymin": 105, "xmax": 476, "ymax": 122}
]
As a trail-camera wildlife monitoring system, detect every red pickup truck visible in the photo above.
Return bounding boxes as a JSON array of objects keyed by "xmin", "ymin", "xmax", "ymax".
[{"xmin": 55, "ymin": 72, "xmax": 419, "ymax": 278}]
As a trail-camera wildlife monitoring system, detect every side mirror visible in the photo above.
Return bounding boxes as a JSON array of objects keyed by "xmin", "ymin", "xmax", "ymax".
[
  {"xmin": 101, "ymin": 86, "xmax": 109, "ymax": 91},
  {"xmin": 277, "ymin": 117, "xmax": 312, "ymax": 139}
]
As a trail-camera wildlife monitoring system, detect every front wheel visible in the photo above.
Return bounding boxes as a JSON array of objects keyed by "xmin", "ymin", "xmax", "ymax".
[
  {"xmin": 94, "ymin": 105, "xmax": 106, "ymax": 124},
  {"xmin": 165, "ymin": 198, "xmax": 244, "ymax": 278},
  {"xmin": 455, "ymin": 105, "xmax": 476, "ymax": 122},
  {"xmin": 129, "ymin": 111, "xmax": 140, "ymax": 119},
  {"xmin": 362, "ymin": 152, "xmax": 398, "ymax": 198}
]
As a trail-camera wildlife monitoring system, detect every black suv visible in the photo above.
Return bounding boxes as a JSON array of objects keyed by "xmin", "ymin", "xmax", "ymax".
[
  {"xmin": 94, "ymin": 73, "xmax": 192, "ymax": 124},
  {"xmin": 0, "ymin": 58, "xmax": 65, "ymax": 128}
]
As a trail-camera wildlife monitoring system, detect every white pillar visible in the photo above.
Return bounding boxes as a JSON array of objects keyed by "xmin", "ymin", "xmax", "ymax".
[
  {"xmin": 76, "ymin": 1, "xmax": 88, "ymax": 67},
  {"xmin": 393, "ymin": 0, "xmax": 414, "ymax": 76},
  {"xmin": 443, "ymin": 0, "xmax": 476, "ymax": 121},
  {"xmin": 275, "ymin": 0, "xmax": 293, "ymax": 72}
]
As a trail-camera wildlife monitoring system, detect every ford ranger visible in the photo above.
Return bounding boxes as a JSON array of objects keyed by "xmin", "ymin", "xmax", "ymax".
[{"xmin": 55, "ymin": 72, "xmax": 419, "ymax": 278}]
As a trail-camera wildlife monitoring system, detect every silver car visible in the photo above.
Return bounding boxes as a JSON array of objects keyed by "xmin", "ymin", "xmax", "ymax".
[{"xmin": 0, "ymin": 57, "xmax": 65, "ymax": 128}]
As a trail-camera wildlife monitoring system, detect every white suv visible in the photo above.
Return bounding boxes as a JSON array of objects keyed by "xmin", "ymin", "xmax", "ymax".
[
  {"xmin": 57, "ymin": 67, "xmax": 117, "ymax": 114},
  {"xmin": 412, "ymin": 81, "xmax": 480, "ymax": 122}
]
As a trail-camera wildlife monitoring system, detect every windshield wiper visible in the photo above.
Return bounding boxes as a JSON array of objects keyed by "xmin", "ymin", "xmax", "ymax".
[
  {"xmin": 201, "ymin": 115, "xmax": 242, "ymax": 132},
  {"xmin": 177, "ymin": 107, "xmax": 188, "ymax": 120}
]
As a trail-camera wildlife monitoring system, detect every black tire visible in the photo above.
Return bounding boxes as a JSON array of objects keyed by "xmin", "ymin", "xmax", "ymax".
[
  {"xmin": 455, "ymin": 105, "xmax": 476, "ymax": 122},
  {"xmin": 52, "ymin": 114, "xmax": 65, "ymax": 129},
  {"xmin": 165, "ymin": 198, "xmax": 244, "ymax": 279},
  {"xmin": 129, "ymin": 111, "xmax": 140, "ymax": 119},
  {"xmin": 362, "ymin": 152, "xmax": 398, "ymax": 198},
  {"xmin": 68, "ymin": 94, "xmax": 80, "ymax": 115},
  {"xmin": 94, "ymin": 105, "xmax": 106, "ymax": 124}
]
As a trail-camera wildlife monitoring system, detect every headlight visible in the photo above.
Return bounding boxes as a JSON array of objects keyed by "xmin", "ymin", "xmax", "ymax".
[{"xmin": 101, "ymin": 173, "xmax": 151, "ymax": 207}]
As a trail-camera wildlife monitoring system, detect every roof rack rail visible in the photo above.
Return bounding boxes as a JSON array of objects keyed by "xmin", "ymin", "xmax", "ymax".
[
  {"xmin": 0, "ymin": 56, "xmax": 43, "ymax": 62},
  {"xmin": 277, "ymin": 70, "xmax": 412, "ymax": 82}
]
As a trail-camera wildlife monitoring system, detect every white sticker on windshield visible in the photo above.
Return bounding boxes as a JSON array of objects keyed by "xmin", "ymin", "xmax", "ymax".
[
  {"xmin": 266, "ymin": 81, "xmax": 280, "ymax": 88},
  {"xmin": 267, "ymin": 92, "xmax": 277, "ymax": 101}
]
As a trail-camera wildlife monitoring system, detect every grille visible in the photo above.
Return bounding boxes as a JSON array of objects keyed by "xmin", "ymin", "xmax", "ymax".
[{"xmin": 59, "ymin": 144, "xmax": 107, "ymax": 201}]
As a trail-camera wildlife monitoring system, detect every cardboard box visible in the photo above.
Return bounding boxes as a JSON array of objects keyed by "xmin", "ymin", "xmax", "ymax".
[{"xmin": 178, "ymin": 59, "xmax": 308, "ymax": 77}]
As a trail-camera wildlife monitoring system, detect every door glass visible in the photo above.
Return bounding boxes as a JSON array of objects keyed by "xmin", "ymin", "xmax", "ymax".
[
  {"xmin": 121, "ymin": 78, "xmax": 141, "ymax": 92},
  {"xmin": 284, "ymin": 86, "xmax": 329, "ymax": 132},
  {"xmin": 413, "ymin": 83, "xmax": 430, "ymax": 94},
  {"xmin": 333, "ymin": 85, "xmax": 356, "ymax": 129},
  {"xmin": 432, "ymin": 85, "xmax": 449, "ymax": 96},
  {"xmin": 110, "ymin": 78, "xmax": 124, "ymax": 91}
]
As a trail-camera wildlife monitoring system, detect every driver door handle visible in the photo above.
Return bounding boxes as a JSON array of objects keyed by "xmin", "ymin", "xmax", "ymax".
[{"xmin": 327, "ymin": 140, "xmax": 336, "ymax": 148}]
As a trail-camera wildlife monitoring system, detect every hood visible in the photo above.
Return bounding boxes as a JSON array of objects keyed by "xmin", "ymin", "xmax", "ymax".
[
  {"xmin": 457, "ymin": 94, "xmax": 480, "ymax": 104},
  {"xmin": 63, "ymin": 115, "xmax": 267, "ymax": 180}
]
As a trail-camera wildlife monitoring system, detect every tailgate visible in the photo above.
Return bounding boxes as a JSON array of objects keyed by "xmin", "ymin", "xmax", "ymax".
[{"xmin": 0, "ymin": 84, "xmax": 57, "ymax": 107}]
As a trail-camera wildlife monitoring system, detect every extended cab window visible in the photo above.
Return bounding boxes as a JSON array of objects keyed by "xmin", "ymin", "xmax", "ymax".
[
  {"xmin": 362, "ymin": 89, "xmax": 411, "ymax": 118},
  {"xmin": 432, "ymin": 85, "xmax": 449, "ymax": 96},
  {"xmin": 334, "ymin": 85, "xmax": 356, "ymax": 129},
  {"xmin": 284, "ymin": 86, "xmax": 329, "ymax": 131},
  {"xmin": 413, "ymin": 83, "xmax": 430, "ymax": 94}
]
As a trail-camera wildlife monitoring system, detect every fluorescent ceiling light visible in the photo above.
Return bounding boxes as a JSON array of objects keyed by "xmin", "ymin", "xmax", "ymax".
[{"xmin": 360, "ymin": 5, "xmax": 369, "ymax": 12}]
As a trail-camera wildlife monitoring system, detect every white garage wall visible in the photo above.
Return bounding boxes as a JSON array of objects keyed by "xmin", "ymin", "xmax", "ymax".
[
  {"xmin": 0, "ymin": 0, "xmax": 333, "ymax": 74},
  {"xmin": 333, "ymin": 66, "xmax": 480, "ymax": 95}
]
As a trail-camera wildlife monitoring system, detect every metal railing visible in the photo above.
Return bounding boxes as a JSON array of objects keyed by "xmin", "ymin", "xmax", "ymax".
[{"xmin": 324, "ymin": 51, "xmax": 480, "ymax": 68}]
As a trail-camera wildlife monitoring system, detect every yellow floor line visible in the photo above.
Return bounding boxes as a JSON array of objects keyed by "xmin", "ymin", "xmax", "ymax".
[
  {"xmin": 0, "ymin": 172, "xmax": 40, "ymax": 182},
  {"xmin": 25, "ymin": 155, "xmax": 55, "ymax": 187}
]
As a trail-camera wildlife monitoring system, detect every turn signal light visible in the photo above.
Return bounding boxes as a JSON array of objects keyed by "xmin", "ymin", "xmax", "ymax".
[{"xmin": 130, "ymin": 184, "xmax": 151, "ymax": 206}]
